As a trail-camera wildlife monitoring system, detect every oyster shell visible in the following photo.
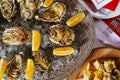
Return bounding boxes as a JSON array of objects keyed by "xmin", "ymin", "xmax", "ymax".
[
  {"xmin": 6, "ymin": 52, "xmax": 24, "ymax": 80},
  {"xmin": 49, "ymin": 24, "xmax": 75, "ymax": 46},
  {"xmin": 34, "ymin": 0, "xmax": 43, "ymax": 9},
  {"xmin": 2, "ymin": 27, "xmax": 30, "ymax": 45},
  {"xmin": 18, "ymin": 0, "xmax": 43, "ymax": 21},
  {"xmin": 35, "ymin": 2, "xmax": 66, "ymax": 22},
  {"xmin": 0, "ymin": 0, "xmax": 17, "ymax": 22},
  {"xmin": 33, "ymin": 49, "xmax": 51, "ymax": 71}
]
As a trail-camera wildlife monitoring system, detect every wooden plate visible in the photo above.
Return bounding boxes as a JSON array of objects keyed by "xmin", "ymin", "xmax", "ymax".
[{"xmin": 67, "ymin": 47, "xmax": 120, "ymax": 80}]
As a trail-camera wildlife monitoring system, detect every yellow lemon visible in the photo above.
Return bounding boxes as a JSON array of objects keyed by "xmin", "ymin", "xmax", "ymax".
[
  {"xmin": 43, "ymin": 0, "xmax": 54, "ymax": 7},
  {"xmin": 53, "ymin": 47, "xmax": 74, "ymax": 56},
  {"xmin": 66, "ymin": 12, "xmax": 85, "ymax": 27},
  {"xmin": 25, "ymin": 59, "xmax": 34, "ymax": 79},
  {"xmin": 0, "ymin": 59, "xmax": 7, "ymax": 80},
  {"xmin": 32, "ymin": 30, "xmax": 41, "ymax": 51}
]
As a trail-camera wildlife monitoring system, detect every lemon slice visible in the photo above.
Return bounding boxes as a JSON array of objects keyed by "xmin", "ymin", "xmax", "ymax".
[
  {"xmin": 53, "ymin": 47, "xmax": 74, "ymax": 56},
  {"xmin": 66, "ymin": 12, "xmax": 85, "ymax": 27},
  {"xmin": 32, "ymin": 30, "xmax": 41, "ymax": 51},
  {"xmin": 25, "ymin": 59, "xmax": 34, "ymax": 79},
  {"xmin": 43, "ymin": 0, "xmax": 54, "ymax": 7},
  {"xmin": 0, "ymin": 59, "xmax": 7, "ymax": 80}
]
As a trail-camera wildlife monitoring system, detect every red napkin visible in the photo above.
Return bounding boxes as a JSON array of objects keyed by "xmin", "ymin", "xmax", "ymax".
[
  {"xmin": 84, "ymin": 0, "xmax": 120, "ymax": 11},
  {"xmin": 102, "ymin": 15, "xmax": 120, "ymax": 37},
  {"xmin": 103, "ymin": 0, "xmax": 120, "ymax": 11},
  {"xmin": 84, "ymin": 0, "xmax": 92, "ymax": 3},
  {"xmin": 102, "ymin": 15, "xmax": 120, "ymax": 26}
]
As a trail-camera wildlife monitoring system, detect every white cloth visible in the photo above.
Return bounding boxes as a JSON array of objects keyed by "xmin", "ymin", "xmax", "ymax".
[{"xmin": 94, "ymin": 19, "xmax": 120, "ymax": 48}]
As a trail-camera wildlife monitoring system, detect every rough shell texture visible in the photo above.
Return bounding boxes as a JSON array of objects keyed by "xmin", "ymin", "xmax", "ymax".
[
  {"xmin": 49, "ymin": 24, "xmax": 75, "ymax": 46},
  {"xmin": 34, "ymin": 0, "xmax": 43, "ymax": 9},
  {"xmin": 18, "ymin": 0, "xmax": 43, "ymax": 21},
  {"xmin": 35, "ymin": 2, "xmax": 66, "ymax": 22},
  {"xmin": 0, "ymin": 0, "xmax": 17, "ymax": 22},
  {"xmin": 2, "ymin": 27, "xmax": 30, "ymax": 45},
  {"xmin": 33, "ymin": 49, "xmax": 51, "ymax": 72},
  {"xmin": 0, "ymin": 0, "xmax": 94, "ymax": 80},
  {"xmin": 6, "ymin": 52, "xmax": 24, "ymax": 80}
]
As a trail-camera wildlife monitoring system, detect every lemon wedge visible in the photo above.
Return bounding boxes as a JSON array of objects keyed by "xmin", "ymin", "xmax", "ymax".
[
  {"xmin": 25, "ymin": 59, "xmax": 34, "ymax": 79},
  {"xmin": 53, "ymin": 47, "xmax": 74, "ymax": 56},
  {"xmin": 66, "ymin": 12, "xmax": 85, "ymax": 27},
  {"xmin": 0, "ymin": 59, "xmax": 7, "ymax": 80},
  {"xmin": 43, "ymin": 0, "xmax": 54, "ymax": 7},
  {"xmin": 32, "ymin": 30, "xmax": 41, "ymax": 51}
]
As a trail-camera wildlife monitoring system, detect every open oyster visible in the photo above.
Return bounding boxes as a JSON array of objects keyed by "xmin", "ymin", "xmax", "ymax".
[
  {"xmin": 6, "ymin": 52, "xmax": 24, "ymax": 80},
  {"xmin": 18, "ymin": 0, "xmax": 43, "ymax": 21},
  {"xmin": 0, "ymin": 0, "xmax": 17, "ymax": 22},
  {"xmin": 49, "ymin": 24, "xmax": 75, "ymax": 46},
  {"xmin": 33, "ymin": 49, "xmax": 51, "ymax": 71},
  {"xmin": 35, "ymin": 2, "xmax": 66, "ymax": 22},
  {"xmin": 2, "ymin": 27, "xmax": 30, "ymax": 45},
  {"xmin": 34, "ymin": 0, "xmax": 43, "ymax": 9}
]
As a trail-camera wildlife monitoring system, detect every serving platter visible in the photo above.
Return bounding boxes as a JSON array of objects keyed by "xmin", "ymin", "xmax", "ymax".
[
  {"xmin": 0, "ymin": 0, "xmax": 94, "ymax": 80},
  {"xmin": 67, "ymin": 47, "xmax": 120, "ymax": 80}
]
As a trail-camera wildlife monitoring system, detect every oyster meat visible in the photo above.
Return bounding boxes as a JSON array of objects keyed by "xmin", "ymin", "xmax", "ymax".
[
  {"xmin": 2, "ymin": 27, "xmax": 30, "ymax": 45},
  {"xmin": 35, "ymin": 2, "xmax": 66, "ymax": 22},
  {"xmin": 18, "ymin": 0, "xmax": 43, "ymax": 21},
  {"xmin": 49, "ymin": 24, "xmax": 75, "ymax": 46},
  {"xmin": 33, "ymin": 49, "xmax": 51, "ymax": 71},
  {"xmin": 6, "ymin": 52, "xmax": 24, "ymax": 80},
  {"xmin": 0, "ymin": 0, "xmax": 17, "ymax": 22}
]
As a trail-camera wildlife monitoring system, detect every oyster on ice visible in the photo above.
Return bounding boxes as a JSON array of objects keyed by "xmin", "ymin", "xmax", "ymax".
[
  {"xmin": 35, "ymin": 2, "xmax": 66, "ymax": 22},
  {"xmin": 6, "ymin": 52, "xmax": 24, "ymax": 80},
  {"xmin": 18, "ymin": 0, "xmax": 43, "ymax": 21},
  {"xmin": 34, "ymin": 0, "xmax": 43, "ymax": 9},
  {"xmin": 49, "ymin": 24, "xmax": 75, "ymax": 46},
  {"xmin": 0, "ymin": 0, "xmax": 17, "ymax": 22},
  {"xmin": 33, "ymin": 49, "xmax": 51, "ymax": 71},
  {"xmin": 2, "ymin": 27, "xmax": 30, "ymax": 45}
]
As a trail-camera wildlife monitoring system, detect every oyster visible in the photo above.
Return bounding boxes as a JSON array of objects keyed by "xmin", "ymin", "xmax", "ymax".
[
  {"xmin": 6, "ymin": 52, "xmax": 24, "ymax": 80},
  {"xmin": 35, "ymin": 2, "xmax": 66, "ymax": 22},
  {"xmin": 18, "ymin": 0, "xmax": 43, "ymax": 21},
  {"xmin": 2, "ymin": 27, "xmax": 30, "ymax": 45},
  {"xmin": 33, "ymin": 49, "xmax": 51, "ymax": 71},
  {"xmin": 0, "ymin": 0, "xmax": 17, "ymax": 22},
  {"xmin": 34, "ymin": 0, "xmax": 43, "ymax": 9},
  {"xmin": 49, "ymin": 24, "xmax": 75, "ymax": 46}
]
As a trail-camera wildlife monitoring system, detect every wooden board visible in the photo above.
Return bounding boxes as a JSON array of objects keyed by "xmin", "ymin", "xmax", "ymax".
[{"xmin": 66, "ymin": 47, "xmax": 120, "ymax": 80}]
